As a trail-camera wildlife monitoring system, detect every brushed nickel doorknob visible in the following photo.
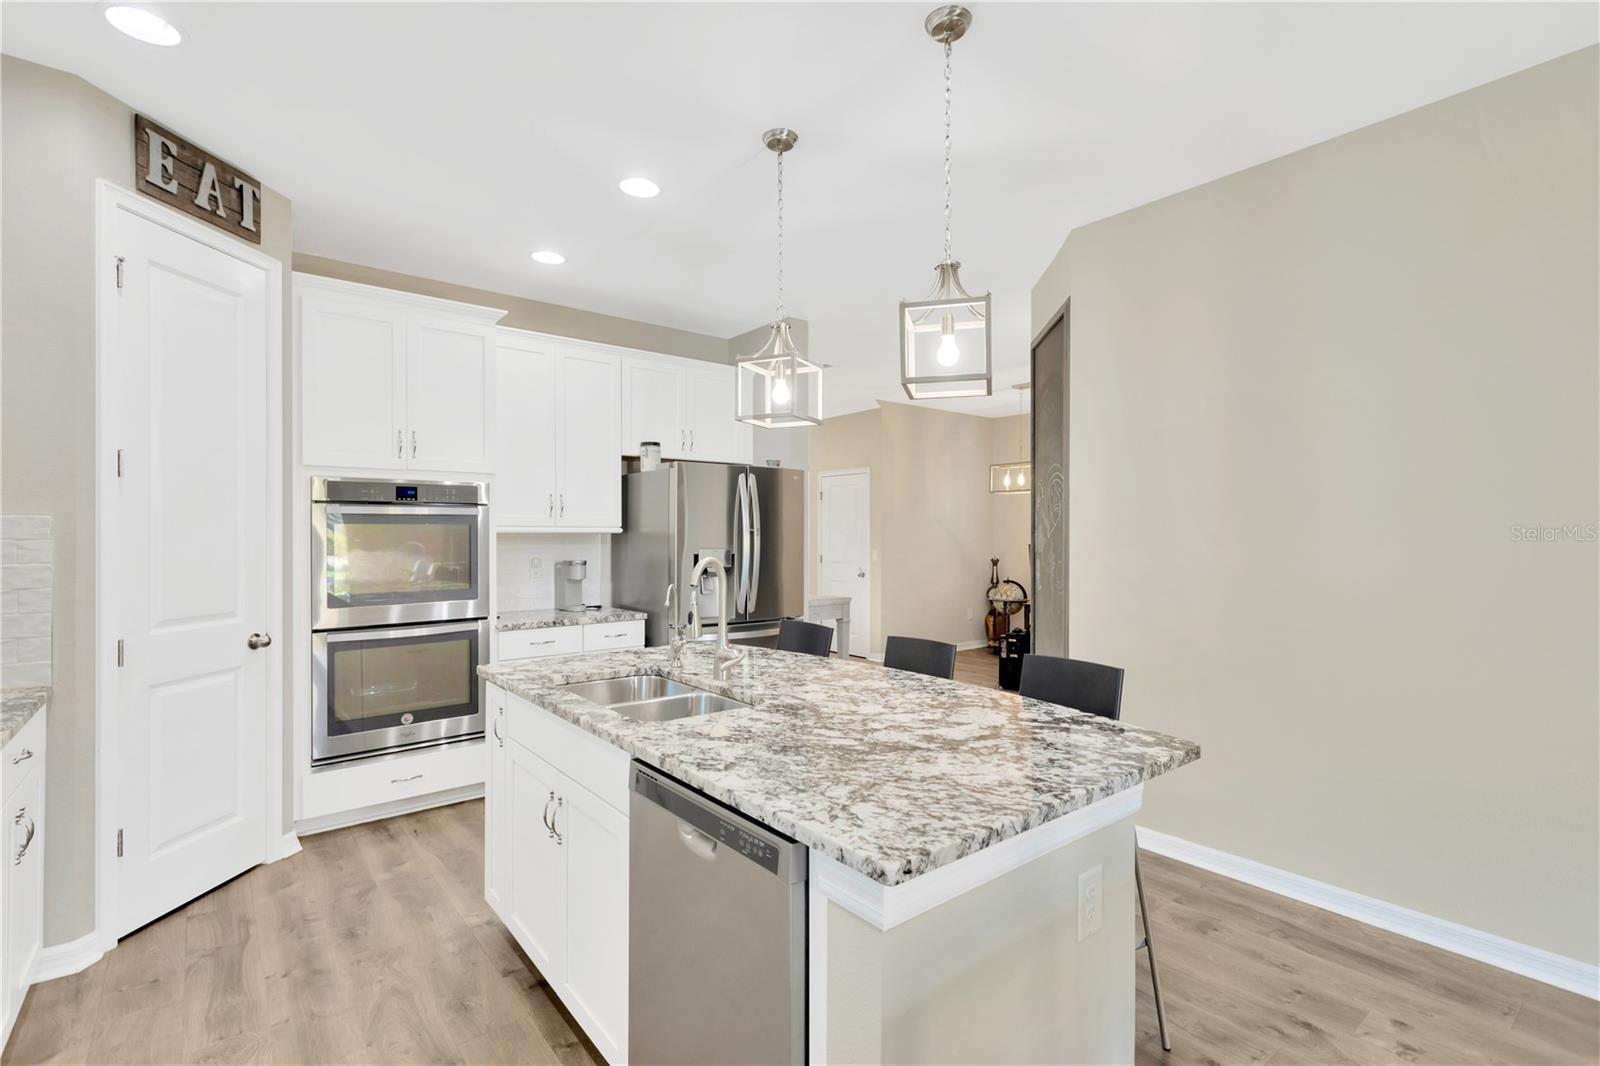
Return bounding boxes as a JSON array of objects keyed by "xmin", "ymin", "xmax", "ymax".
[{"xmin": 247, "ymin": 632, "xmax": 273, "ymax": 650}]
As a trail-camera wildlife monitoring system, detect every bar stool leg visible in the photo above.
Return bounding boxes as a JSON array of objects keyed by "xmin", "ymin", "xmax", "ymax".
[{"xmin": 1135, "ymin": 849, "xmax": 1172, "ymax": 1052}]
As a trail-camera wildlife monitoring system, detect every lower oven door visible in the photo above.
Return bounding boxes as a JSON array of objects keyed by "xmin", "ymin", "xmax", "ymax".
[{"xmin": 312, "ymin": 619, "xmax": 488, "ymax": 764}]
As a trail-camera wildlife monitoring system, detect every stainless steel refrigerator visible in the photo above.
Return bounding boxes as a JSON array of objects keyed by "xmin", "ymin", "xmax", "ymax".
[{"xmin": 612, "ymin": 462, "xmax": 805, "ymax": 647}]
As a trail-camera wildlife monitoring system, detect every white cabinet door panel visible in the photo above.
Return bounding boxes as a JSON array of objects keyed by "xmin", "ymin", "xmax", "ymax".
[
  {"xmin": 508, "ymin": 743, "xmax": 566, "ymax": 983},
  {"xmin": 484, "ymin": 687, "xmax": 508, "ymax": 919},
  {"xmin": 2, "ymin": 762, "xmax": 43, "ymax": 1046},
  {"xmin": 495, "ymin": 339, "xmax": 558, "ymax": 528},
  {"xmin": 407, "ymin": 317, "xmax": 493, "ymax": 473},
  {"xmin": 685, "ymin": 364, "xmax": 747, "ymax": 462},
  {"xmin": 562, "ymin": 786, "xmax": 628, "ymax": 1065},
  {"xmin": 622, "ymin": 360, "xmax": 686, "ymax": 459},
  {"xmin": 300, "ymin": 292, "xmax": 406, "ymax": 469},
  {"xmin": 556, "ymin": 352, "xmax": 621, "ymax": 529}
]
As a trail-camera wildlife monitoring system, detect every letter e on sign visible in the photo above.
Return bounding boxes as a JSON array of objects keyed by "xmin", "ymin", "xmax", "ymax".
[{"xmin": 132, "ymin": 114, "xmax": 263, "ymax": 244}]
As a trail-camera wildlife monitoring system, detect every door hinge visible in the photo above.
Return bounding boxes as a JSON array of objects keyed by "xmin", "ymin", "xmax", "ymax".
[
  {"xmin": 116, "ymin": 448, "xmax": 125, "ymax": 478},
  {"xmin": 114, "ymin": 255, "xmax": 125, "ymax": 290},
  {"xmin": 116, "ymin": 639, "xmax": 125, "ymax": 667},
  {"xmin": 116, "ymin": 829, "xmax": 124, "ymax": 858}
]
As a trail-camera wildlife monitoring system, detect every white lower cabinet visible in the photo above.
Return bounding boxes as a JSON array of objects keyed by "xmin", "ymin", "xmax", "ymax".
[
  {"xmin": 487, "ymin": 687, "xmax": 628, "ymax": 1064},
  {"xmin": 2, "ymin": 706, "xmax": 46, "ymax": 1051}
]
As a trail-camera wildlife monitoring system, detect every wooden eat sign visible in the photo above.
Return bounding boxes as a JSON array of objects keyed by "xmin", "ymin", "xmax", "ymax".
[{"xmin": 134, "ymin": 114, "xmax": 262, "ymax": 244}]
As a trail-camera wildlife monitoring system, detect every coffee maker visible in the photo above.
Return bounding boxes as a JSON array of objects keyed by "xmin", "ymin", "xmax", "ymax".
[{"xmin": 554, "ymin": 559, "xmax": 588, "ymax": 613}]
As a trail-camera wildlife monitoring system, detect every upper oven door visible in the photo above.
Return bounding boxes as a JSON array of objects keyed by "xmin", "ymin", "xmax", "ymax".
[{"xmin": 312, "ymin": 502, "xmax": 490, "ymax": 629}]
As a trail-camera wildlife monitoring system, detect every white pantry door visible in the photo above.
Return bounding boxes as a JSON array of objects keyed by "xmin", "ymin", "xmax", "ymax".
[
  {"xmin": 817, "ymin": 469, "xmax": 871, "ymax": 658},
  {"xmin": 110, "ymin": 207, "xmax": 271, "ymax": 938}
]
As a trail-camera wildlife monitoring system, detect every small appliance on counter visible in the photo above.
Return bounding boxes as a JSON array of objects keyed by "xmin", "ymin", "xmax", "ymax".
[{"xmin": 555, "ymin": 559, "xmax": 588, "ymax": 613}]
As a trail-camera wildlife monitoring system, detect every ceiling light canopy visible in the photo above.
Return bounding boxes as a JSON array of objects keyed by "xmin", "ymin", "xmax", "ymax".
[
  {"xmin": 530, "ymin": 249, "xmax": 566, "ymax": 265},
  {"xmin": 736, "ymin": 128, "xmax": 822, "ymax": 429},
  {"xmin": 900, "ymin": 5, "xmax": 991, "ymax": 401},
  {"xmin": 619, "ymin": 177, "xmax": 660, "ymax": 199},
  {"xmin": 104, "ymin": 5, "xmax": 182, "ymax": 46}
]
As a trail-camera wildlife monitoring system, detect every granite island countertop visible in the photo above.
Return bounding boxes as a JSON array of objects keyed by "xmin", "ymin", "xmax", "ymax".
[
  {"xmin": 1, "ymin": 686, "xmax": 49, "ymax": 749},
  {"xmin": 480, "ymin": 645, "xmax": 1199, "ymax": 887},
  {"xmin": 496, "ymin": 607, "xmax": 647, "ymax": 632}
]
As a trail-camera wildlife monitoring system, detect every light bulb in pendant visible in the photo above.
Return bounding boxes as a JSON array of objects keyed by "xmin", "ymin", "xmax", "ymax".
[
  {"xmin": 936, "ymin": 312, "xmax": 960, "ymax": 367},
  {"xmin": 1002, "ymin": 470, "xmax": 1012, "ymax": 490},
  {"xmin": 771, "ymin": 374, "xmax": 791, "ymax": 406},
  {"xmin": 1016, "ymin": 468, "xmax": 1026, "ymax": 487}
]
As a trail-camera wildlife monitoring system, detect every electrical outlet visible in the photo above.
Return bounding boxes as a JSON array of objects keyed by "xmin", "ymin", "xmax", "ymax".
[
  {"xmin": 1077, "ymin": 864, "xmax": 1103, "ymax": 941},
  {"xmin": 966, "ymin": 607, "xmax": 975, "ymax": 620},
  {"xmin": 529, "ymin": 557, "xmax": 543, "ymax": 576}
]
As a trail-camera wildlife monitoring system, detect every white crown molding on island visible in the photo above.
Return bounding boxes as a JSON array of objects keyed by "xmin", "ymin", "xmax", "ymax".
[{"xmin": 1137, "ymin": 828, "xmax": 1600, "ymax": 1001}]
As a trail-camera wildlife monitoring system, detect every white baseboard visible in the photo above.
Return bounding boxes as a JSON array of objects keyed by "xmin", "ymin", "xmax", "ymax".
[
  {"xmin": 294, "ymin": 783, "xmax": 483, "ymax": 837},
  {"xmin": 32, "ymin": 931, "xmax": 105, "ymax": 983},
  {"xmin": 955, "ymin": 639, "xmax": 990, "ymax": 652},
  {"xmin": 273, "ymin": 832, "xmax": 302, "ymax": 861},
  {"xmin": 1137, "ymin": 827, "xmax": 1600, "ymax": 1001}
]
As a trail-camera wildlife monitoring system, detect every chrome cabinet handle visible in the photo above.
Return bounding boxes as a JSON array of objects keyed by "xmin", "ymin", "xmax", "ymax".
[
  {"xmin": 543, "ymin": 791, "xmax": 556, "ymax": 838},
  {"xmin": 689, "ymin": 429, "xmax": 695, "ymax": 451},
  {"xmin": 559, "ymin": 495, "xmax": 565, "ymax": 519},
  {"xmin": 247, "ymin": 632, "xmax": 273, "ymax": 650},
  {"xmin": 396, "ymin": 430, "xmax": 403, "ymax": 458},
  {"xmin": 391, "ymin": 773, "xmax": 423, "ymax": 785},
  {"xmin": 680, "ymin": 430, "xmax": 685, "ymax": 450},
  {"xmin": 411, "ymin": 430, "xmax": 417, "ymax": 458},
  {"xmin": 551, "ymin": 796, "xmax": 564, "ymax": 846},
  {"xmin": 13, "ymin": 808, "xmax": 35, "ymax": 866},
  {"xmin": 492, "ymin": 711, "xmax": 504, "ymax": 747},
  {"xmin": 603, "ymin": 632, "xmax": 627, "ymax": 639},
  {"xmin": 11, "ymin": 748, "xmax": 33, "ymax": 765},
  {"xmin": 548, "ymin": 493, "xmax": 554, "ymax": 518}
]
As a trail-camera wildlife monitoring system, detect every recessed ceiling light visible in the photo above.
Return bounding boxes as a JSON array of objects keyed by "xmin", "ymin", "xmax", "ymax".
[
  {"xmin": 104, "ymin": 6, "xmax": 182, "ymax": 46},
  {"xmin": 619, "ymin": 177, "xmax": 660, "ymax": 199},
  {"xmin": 530, "ymin": 250, "xmax": 566, "ymax": 265}
]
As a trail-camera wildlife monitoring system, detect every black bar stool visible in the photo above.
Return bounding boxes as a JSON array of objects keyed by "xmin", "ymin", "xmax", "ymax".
[
  {"xmin": 776, "ymin": 618, "xmax": 834, "ymax": 657},
  {"xmin": 882, "ymin": 636, "xmax": 958, "ymax": 680},
  {"xmin": 1018, "ymin": 653, "xmax": 1172, "ymax": 1053}
]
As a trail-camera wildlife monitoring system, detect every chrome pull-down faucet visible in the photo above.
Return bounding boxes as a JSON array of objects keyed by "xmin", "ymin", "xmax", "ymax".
[{"xmin": 677, "ymin": 557, "xmax": 746, "ymax": 680}]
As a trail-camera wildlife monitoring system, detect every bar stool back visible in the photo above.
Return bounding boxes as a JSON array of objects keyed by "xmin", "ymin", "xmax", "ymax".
[
  {"xmin": 882, "ymin": 636, "xmax": 958, "ymax": 680},
  {"xmin": 776, "ymin": 618, "xmax": 835, "ymax": 657}
]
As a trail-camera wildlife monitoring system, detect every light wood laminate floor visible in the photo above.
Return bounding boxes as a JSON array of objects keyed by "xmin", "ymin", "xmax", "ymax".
[{"xmin": 7, "ymin": 653, "xmax": 1595, "ymax": 1065}]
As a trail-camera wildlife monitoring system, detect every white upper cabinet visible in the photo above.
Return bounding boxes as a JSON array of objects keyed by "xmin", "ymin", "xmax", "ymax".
[
  {"xmin": 296, "ymin": 274, "xmax": 504, "ymax": 474},
  {"xmin": 622, "ymin": 355, "xmax": 751, "ymax": 464},
  {"xmin": 622, "ymin": 359, "xmax": 687, "ymax": 458},
  {"xmin": 495, "ymin": 333, "xmax": 559, "ymax": 528},
  {"xmin": 496, "ymin": 329, "xmax": 621, "ymax": 532}
]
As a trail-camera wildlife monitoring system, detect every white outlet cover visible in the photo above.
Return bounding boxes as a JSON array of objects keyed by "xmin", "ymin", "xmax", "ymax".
[{"xmin": 1077, "ymin": 864, "xmax": 1104, "ymax": 941}]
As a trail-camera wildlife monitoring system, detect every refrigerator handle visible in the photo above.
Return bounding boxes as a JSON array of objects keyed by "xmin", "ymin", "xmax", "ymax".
[
  {"xmin": 749, "ymin": 473, "xmax": 762, "ymax": 613},
  {"xmin": 736, "ymin": 473, "xmax": 752, "ymax": 614}
]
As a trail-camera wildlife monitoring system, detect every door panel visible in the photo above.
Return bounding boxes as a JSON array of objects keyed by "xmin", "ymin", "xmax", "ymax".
[
  {"xmin": 743, "ymin": 467, "xmax": 804, "ymax": 623},
  {"xmin": 563, "ymin": 786, "xmax": 628, "ymax": 1064},
  {"xmin": 555, "ymin": 351, "xmax": 621, "ymax": 529},
  {"xmin": 299, "ymin": 292, "xmax": 406, "ymax": 469},
  {"xmin": 684, "ymin": 365, "xmax": 745, "ymax": 461},
  {"xmin": 623, "ymin": 361, "xmax": 685, "ymax": 459},
  {"xmin": 818, "ymin": 470, "xmax": 871, "ymax": 657},
  {"xmin": 496, "ymin": 338, "xmax": 557, "ymax": 528},
  {"xmin": 679, "ymin": 463, "xmax": 740, "ymax": 625},
  {"xmin": 508, "ymin": 743, "xmax": 566, "ymax": 981},
  {"xmin": 113, "ymin": 207, "xmax": 270, "ymax": 937},
  {"xmin": 407, "ymin": 318, "xmax": 493, "ymax": 472}
]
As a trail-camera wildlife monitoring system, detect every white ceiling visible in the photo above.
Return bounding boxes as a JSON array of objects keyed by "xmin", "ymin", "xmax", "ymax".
[{"xmin": 4, "ymin": 3, "xmax": 1595, "ymax": 416}]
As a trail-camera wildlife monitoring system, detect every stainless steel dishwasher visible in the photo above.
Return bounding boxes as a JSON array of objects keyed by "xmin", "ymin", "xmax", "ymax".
[{"xmin": 630, "ymin": 762, "xmax": 807, "ymax": 1065}]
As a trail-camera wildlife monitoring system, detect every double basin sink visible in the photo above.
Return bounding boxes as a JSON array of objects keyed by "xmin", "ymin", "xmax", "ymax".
[{"xmin": 560, "ymin": 674, "xmax": 750, "ymax": 722}]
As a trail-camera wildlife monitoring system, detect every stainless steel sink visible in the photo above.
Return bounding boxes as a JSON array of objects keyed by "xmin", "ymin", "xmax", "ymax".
[{"xmin": 560, "ymin": 674, "xmax": 750, "ymax": 722}]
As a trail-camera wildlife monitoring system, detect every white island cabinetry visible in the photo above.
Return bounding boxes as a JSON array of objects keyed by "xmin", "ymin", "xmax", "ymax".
[
  {"xmin": 485, "ymin": 684, "xmax": 629, "ymax": 1065},
  {"xmin": 1, "ymin": 702, "xmax": 46, "ymax": 1050}
]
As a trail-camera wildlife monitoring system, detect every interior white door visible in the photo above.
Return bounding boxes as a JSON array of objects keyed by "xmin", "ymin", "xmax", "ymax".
[
  {"xmin": 298, "ymin": 290, "xmax": 406, "ymax": 469},
  {"xmin": 684, "ymin": 364, "xmax": 747, "ymax": 462},
  {"xmin": 556, "ymin": 351, "xmax": 621, "ymax": 529},
  {"xmin": 623, "ymin": 360, "xmax": 686, "ymax": 459},
  {"xmin": 817, "ymin": 470, "xmax": 871, "ymax": 658},
  {"xmin": 495, "ymin": 336, "xmax": 558, "ymax": 528},
  {"xmin": 406, "ymin": 316, "xmax": 494, "ymax": 473},
  {"xmin": 110, "ymin": 207, "xmax": 271, "ymax": 938}
]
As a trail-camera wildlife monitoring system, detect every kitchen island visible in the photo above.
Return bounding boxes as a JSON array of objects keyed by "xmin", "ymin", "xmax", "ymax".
[{"xmin": 480, "ymin": 644, "xmax": 1198, "ymax": 1065}]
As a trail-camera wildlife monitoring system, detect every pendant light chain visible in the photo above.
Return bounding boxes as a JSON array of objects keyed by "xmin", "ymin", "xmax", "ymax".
[
  {"xmin": 775, "ymin": 148, "xmax": 785, "ymax": 324},
  {"xmin": 943, "ymin": 37, "xmax": 953, "ymax": 265}
]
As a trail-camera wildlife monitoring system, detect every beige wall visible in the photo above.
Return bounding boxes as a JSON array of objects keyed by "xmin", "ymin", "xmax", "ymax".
[
  {"xmin": 295, "ymin": 253, "xmax": 737, "ymax": 364},
  {"xmin": 0, "ymin": 56, "xmax": 295, "ymax": 945},
  {"xmin": 808, "ymin": 403, "xmax": 1029, "ymax": 654},
  {"xmin": 989, "ymin": 413, "xmax": 1032, "ymax": 590},
  {"xmin": 1031, "ymin": 47, "xmax": 1599, "ymax": 965}
]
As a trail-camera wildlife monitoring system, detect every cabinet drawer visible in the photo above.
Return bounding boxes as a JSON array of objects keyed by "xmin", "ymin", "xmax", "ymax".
[
  {"xmin": 2, "ymin": 709, "xmax": 46, "ymax": 807},
  {"xmin": 301, "ymin": 738, "xmax": 485, "ymax": 821},
  {"xmin": 499, "ymin": 627, "xmax": 585, "ymax": 661},
  {"xmin": 582, "ymin": 621, "xmax": 644, "ymax": 652},
  {"xmin": 505, "ymin": 692, "xmax": 630, "ymax": 814}
]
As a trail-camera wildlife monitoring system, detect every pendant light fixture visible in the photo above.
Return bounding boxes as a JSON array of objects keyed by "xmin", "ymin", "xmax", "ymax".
[
  {"xmin": 989, "ymin": 384, "xmax": 1031, "ymax": 493},
  {"xmin": 900, "ymin": 5, "xmax": 991, "ymax": 400},
  {"xmin": 736, "ymin": 128, "xmax": 822, "ymax": 428}
]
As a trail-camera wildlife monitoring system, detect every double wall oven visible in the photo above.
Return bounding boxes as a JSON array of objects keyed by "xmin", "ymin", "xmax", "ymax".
[{"xmin": 311, "ymin": 477, "xmax": 490, "ymax": 764}]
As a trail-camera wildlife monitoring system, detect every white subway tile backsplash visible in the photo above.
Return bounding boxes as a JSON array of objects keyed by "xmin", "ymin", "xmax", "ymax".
[
  {"xmin": 1, "ymin": 515, "xmax": 51, "ymax": 688},
  {"xmin": 497, "ymin": 532, "xmax": 612, "ymax": 612}
]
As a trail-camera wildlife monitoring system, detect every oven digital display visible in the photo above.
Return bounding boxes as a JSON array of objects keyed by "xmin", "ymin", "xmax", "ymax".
[{"xmin": 395, "ymin": 485, "xmax": 419, "ymax": 502}]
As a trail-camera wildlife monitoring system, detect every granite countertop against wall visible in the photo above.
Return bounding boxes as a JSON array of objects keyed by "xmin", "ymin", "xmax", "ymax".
[
  {"xmin": 1, "ymin": 686, "xmax": 49, "ymax": 749},
  {"xmin": 496, "ymin": 607, "xmax": 647, "ymax": 632},
  {"xmin": 480, "ymin": 645, "xmax": 1199, "ymax": 886}
]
